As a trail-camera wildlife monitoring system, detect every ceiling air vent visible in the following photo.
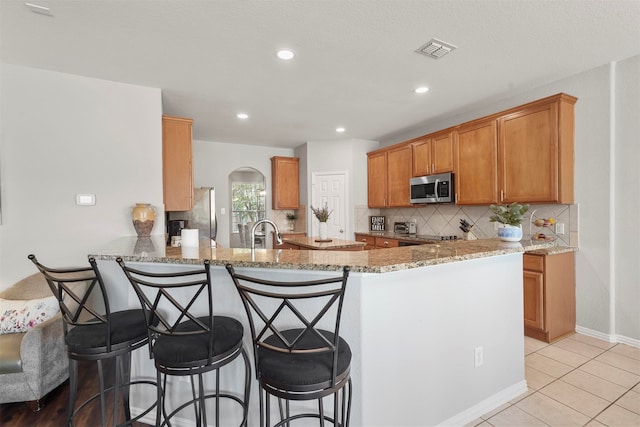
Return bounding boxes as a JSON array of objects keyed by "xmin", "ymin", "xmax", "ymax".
[{"xmin": 415, "ymin": 39, "xmax": 457, "ymax": 59}]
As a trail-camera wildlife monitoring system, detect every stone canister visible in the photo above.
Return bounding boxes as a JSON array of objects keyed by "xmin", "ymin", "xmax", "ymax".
[{"xmin": 131, "ymin": 203, "xmax": 156, "ymax": 237}]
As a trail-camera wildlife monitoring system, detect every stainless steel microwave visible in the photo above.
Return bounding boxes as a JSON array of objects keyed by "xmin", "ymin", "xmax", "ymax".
[{"xmin": 410, "ymin": 172, "xmax": 454, "ymax": 204}]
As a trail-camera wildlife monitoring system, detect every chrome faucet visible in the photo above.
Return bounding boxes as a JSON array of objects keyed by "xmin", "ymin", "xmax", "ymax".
[{"xmin": 251, "ymin": 219, "xmax": 282, "ymax": 250}]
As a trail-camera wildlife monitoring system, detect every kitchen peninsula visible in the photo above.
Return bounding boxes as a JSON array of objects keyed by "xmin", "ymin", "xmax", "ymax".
[{"xmin": 91, "ymin": 236, "xmax": 554, "ymax": 426}]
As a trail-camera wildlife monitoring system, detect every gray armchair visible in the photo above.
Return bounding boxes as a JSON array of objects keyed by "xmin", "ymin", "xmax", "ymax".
[{"xmin": 0, "ymin": 273, "xmax": 68, "ymax": 411}]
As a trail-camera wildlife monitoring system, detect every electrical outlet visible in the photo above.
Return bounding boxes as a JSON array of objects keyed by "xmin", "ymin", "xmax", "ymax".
[
  {"xmin": 555, "ymin": 222, "xmax": 565, "ymax": 234},
  {"xmin": 474, "ymin": 346, "xmax": 483, "ymax": 367}
]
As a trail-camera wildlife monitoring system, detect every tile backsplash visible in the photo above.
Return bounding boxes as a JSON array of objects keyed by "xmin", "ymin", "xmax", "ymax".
[
  {"xmin": 354, "ymin": 204, "xmax": 578, "ymax": 246},
  {"xmin": 273, "ymin": 205, "xmax": 307, "ymax": 233}
]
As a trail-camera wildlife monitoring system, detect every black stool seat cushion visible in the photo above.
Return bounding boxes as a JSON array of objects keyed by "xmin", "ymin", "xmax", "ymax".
[
  {"xmin": 153, "ymin": 316, "xmax": 244, "ymax": 368},
  {"xmin": 66, "ymin": 309, "xmax": 148, "ymax": 350},
  {"xmin": 258, "ymin": 328, "xmax": 351, "ymax": 387}
]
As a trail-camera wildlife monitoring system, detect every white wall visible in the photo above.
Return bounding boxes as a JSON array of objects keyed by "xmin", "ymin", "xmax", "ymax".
[
  {"xmin": 614, "ymin": 55, "xmax": 640, "ymax": 341},
  {"xmin": 192, "ymin": 140, "xmax": 294, "ymax": 248},
  {"xmin": 0, "ymin": 64, "xmax": 163, "ymax": 290},
  {"xmin": 301, "ymin": 139, "xmax": 379, "ymax": 236},
  {"xmin": 381, "ymin": 55, "xmax": 640, "ymax": 342}
]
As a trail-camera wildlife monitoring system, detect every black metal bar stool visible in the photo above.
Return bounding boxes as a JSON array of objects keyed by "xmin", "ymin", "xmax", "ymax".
[
  {"xmin": 28, "ymin": 254, "xmax": 156, "ymax": 427},
  {"xmin": 118, "ymin": 258, "xmax": 250, "ymax": 427},
  {"xmin": 225, "ymin": 264, "xmax": 352, "ymax": 427}
]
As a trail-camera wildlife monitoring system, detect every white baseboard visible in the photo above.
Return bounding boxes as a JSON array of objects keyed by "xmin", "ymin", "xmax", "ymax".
[
  {"xmin": 436, "ymin": 380, "xmax": 528, "ymax": 427},
  {"xmin": 616, "ymin": 334, "xmax": 640, "ymax": 348},
  {"xmin": 576, "ymin": 325, "xmax": 640, "ymax": 348}
]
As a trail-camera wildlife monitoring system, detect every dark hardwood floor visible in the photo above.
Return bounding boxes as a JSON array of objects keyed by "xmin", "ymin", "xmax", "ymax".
[{"xmin": 0, "ymin": 359, "xmax": 151, "ymax": 427}]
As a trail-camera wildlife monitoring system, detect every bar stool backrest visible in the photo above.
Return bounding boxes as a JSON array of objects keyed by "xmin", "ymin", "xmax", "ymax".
[
  {"xmin": 117, "ymin": 259, "xmax": 217, "ymax": 365},
  {"xmin": 226, "ymin": 264, "xmax": 350, "ymax": 388},
  {"xmin": 28, "ymin": 255, "xmax": 111, "ymax": 348}
]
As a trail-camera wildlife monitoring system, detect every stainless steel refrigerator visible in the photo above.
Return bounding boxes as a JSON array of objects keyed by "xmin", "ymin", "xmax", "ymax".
[{"xmin": 167, "ymin": 187, "xmax": 217, "ymax": 246}]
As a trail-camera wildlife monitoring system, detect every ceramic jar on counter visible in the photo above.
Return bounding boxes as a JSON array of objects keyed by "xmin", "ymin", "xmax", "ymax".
[{"xmin": 131, "ymin": 203, "xmax": 156, "ymax": 236}]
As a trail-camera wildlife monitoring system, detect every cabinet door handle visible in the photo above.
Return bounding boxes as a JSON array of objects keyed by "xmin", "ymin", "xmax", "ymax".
[{"xmin": 500, "ymin": 190, "xmax": 504, "ymax": 202}]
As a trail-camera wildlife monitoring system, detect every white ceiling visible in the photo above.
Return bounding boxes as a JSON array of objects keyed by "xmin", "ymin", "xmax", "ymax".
[{"xmin": 1, "ymin": 0, "xmax": 639, "ymax": 148}]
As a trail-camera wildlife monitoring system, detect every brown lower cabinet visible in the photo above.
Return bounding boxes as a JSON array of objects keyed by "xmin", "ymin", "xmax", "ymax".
[
  {"xmin": 355, "ymin": 234, "xmax": 376, "ymax": 250},
  {"xmin": 354, "ymin": 234, "xmax": 404, "ymax": 250},
  {"xmin": 523, "ymin": 252, "xmax": 576, "ymax": 342}
]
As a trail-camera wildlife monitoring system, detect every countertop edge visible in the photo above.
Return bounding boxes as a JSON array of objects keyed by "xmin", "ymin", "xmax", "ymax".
[{"xmin": 89, "ymin": 236, "xmax": 558, "ymax": 274}]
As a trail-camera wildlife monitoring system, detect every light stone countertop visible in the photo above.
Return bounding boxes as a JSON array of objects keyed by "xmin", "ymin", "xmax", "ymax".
[
  {"xmin": 525, "ymin": 245, "xmax": 579, "ymax": 255},
  {"xmin": 90, "ymin": 236, "xmax": 556, "ymax": 273}
]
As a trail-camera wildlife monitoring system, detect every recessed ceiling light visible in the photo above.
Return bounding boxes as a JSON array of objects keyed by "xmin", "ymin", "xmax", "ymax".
[
  {"xmin": 276, "ymin": 49, "xmax": 295, "ymax": 60},
  {"xmin": 414, "ymin": 86, "xmax": 429, "ymax": 94},
  {"xmin": 336, "ymin": 127, "xmax": 346, "ymax": 133},
  {"xmin": 237, "ymin": 113, "xmax": 249, "ymax": 119}
]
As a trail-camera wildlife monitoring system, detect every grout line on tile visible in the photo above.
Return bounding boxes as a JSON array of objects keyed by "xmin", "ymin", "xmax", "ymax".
[{"xmin": 510, "ymin": 334, "xmax": 640, "ymax": 426}]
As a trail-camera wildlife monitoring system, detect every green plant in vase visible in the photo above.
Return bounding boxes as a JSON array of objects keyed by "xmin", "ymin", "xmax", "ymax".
[
  {"xmin": 489, "ymin": 202, "xmax": 529, "ymax": 241},
  {"xmin": 285, "ymin": 212, "xmax": 297, "ymax": 231}
]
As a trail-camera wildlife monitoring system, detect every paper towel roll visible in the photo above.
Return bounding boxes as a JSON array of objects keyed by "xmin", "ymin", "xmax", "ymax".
[
  {"xmin": 181, "ymin": 246, "xmax": 200, "ymax": 259},
  {"xmin": 181, "ymin": 229, "xmax": 199, "ymax": 247}
]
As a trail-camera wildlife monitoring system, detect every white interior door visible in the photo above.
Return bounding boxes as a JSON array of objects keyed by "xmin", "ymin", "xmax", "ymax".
[{"xmin": 311, "ymin": 172, "xmax": 348, "ymax": 239}]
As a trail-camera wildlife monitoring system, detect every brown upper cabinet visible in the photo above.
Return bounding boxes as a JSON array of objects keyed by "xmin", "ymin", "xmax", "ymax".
[
  {"xmin": 367, "ymin": 151, "xmax": 387, "ymax": 208},
  {"xmin": 367, "ymin": 145, "xmax": 412, "ymax": 208},
  {"xmin": 368, "ymin": 93, "xmax": 576, "ymax": 206},
  {"xmin": 162, "ymin": 115, "xmax": 194, "ymax": 211},
  {"xmin": 454, "ymin": 119, "xmax": 499, "ymax": 205},
  {"xmin": 498, "ymin": 94, "xmax": 576, "ymax": 204},
  {"xmin": 271, "ymin": 156, "xmax": 300, "ymax": 209},
  {"xmin": 412, "ymin": 131, "xmax": 454, "ymax": 177}
]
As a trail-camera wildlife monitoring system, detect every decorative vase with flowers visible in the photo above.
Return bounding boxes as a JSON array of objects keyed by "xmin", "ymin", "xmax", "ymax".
[
  {"xmin": 489, "ymin": 202, "xmax": 529, "ymax": 242},
  {"xmin": 311, "ymin": 204, "xmax": 332, "ymax": 241}
]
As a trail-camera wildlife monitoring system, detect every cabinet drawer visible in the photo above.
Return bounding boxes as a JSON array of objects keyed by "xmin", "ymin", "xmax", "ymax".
[
  {"xmin": 355, "ymin": 234, "xmax": 376, "ymax": 246},
  {"xmin": 375, "ymin": 238, "xmax": 399, "ymax": 248},
  {"xmin": 523, "ymin": 254, "xmax": 544, "ymax": 272}
]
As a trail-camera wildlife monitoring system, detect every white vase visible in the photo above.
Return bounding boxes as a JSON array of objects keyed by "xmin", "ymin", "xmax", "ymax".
[
  {"xmin": 319, "ymin": 222, "xmax": 328, "ymax": 240},
  {"xmin": 497, "ymin": 224, "xmax": 523, "ymax": 242}
]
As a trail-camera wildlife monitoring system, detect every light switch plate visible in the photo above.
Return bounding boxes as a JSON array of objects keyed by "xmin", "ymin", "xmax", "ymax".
[{"xmin": 76, "ymin": 194, "xmax": 96, "ymax": 206}]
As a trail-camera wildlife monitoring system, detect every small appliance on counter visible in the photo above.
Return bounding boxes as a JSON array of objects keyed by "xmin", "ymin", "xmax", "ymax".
[
  {"xmin": 393, "ymin": 221, "xmax": 417, "ymax": 235},
  {"xmin": 167, "ymin": 219, "xmax": 187, "ymax": 245}
]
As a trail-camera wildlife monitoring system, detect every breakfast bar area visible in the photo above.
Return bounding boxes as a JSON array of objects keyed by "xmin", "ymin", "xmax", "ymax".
[{"xmin": 91, "ymin": 236, "xmax": 553, "ymax": 426}]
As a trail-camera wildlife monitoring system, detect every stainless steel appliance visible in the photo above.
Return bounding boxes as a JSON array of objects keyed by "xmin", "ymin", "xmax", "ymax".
[
  {"xmin": 393, "ymin": 221, "xmax": 417, "ymax": 235},
  {"xmin": 417, "ymin": 234, "xmax": 459, "ymax": 241},
  {"xmin": 410, "ymin": 172, "xmax": 454, "ymax": 204},
  {"xmin": 167, "ymin": 187, "xmax": 217, "ymax": 246}
]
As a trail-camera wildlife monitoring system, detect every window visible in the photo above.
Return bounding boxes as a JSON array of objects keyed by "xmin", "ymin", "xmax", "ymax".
[
  {"xmin": 229, "ymin": 168, "xmax": 266, "ymax": 238},
  {"xmin": 231, "ymin": 182, "xmax": 266, "ymax": 233}
]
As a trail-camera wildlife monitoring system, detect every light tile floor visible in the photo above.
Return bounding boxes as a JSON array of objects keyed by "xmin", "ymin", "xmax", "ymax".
[{"xmin": 469, "ymin": 333, "xmax": 640, "ymax": 426}]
